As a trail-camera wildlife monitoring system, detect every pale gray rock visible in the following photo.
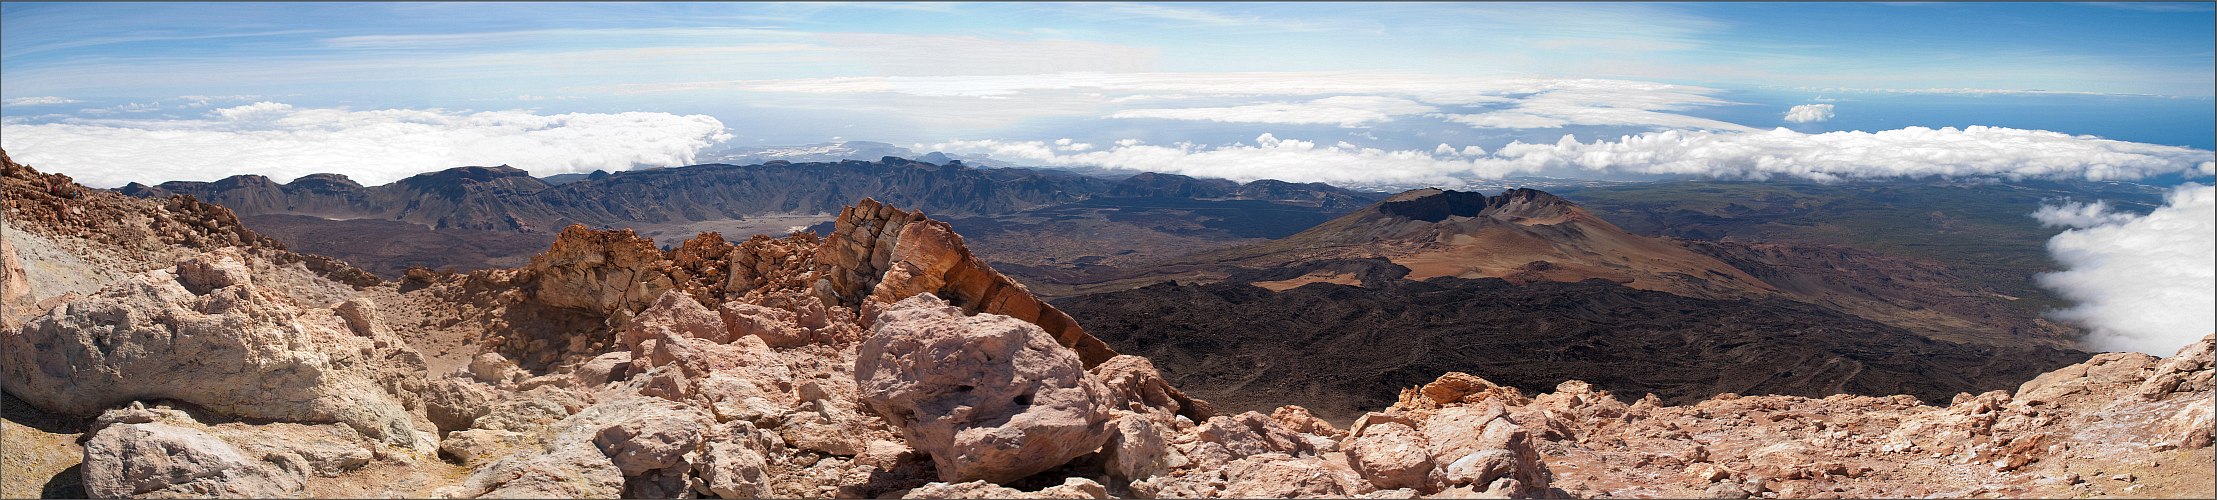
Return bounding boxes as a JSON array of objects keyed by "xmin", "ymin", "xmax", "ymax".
[
  {"xmin": 697, "ymin": 422, "xmax": 779, "ymax": 499},
  {"xmin": 81, "ymin": 421, "xmax": 305, "ymax": 498},
  {"xmin": 1, "ymin": 262, "xmax": 429, "ymax": 449},
  {"xmin": 1222, "ymin": 452, "xmax": 1359, "ymax": 498}
]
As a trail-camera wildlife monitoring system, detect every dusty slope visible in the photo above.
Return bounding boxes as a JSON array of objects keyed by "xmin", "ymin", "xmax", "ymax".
[
  {"xmin": 1191, "ymin": 188, "xmax": 1779, "ymax": 301},
  {"xmin": 1060, "ymin": 275, "xmax": 2091, "ymax": 423}
]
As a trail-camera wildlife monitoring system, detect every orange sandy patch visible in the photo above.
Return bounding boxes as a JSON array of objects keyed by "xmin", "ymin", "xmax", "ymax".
[{"xmin": 1252, "ymin": 271, "xmax": 1363, "ymax": 292}]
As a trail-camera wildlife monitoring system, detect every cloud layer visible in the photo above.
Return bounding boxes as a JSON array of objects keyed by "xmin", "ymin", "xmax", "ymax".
[
  {"xmin": 2032, "ymin": 199, "xmax": 2142, "ymax": 228},
  {"xmin": 930, "ymin": 126, "xmax": 2215, "ymax": 186},
  {"xmin": 1109, "ymin": 96, "xmax": 1436, "ymax": 127},
  {"xmin": 631, "ymin": 72, "xmax": 1753, "ymax": 131},
  {"xmin": 931, "ymin": 134, "xmax": 1480, "ymax": 188},
  {"xmin": 0, "ymin": 102, "xmax": 731, "ymax": 187},
  {"xmin": 1480, "ymin": 126, "xmax": 2217, "ymax": 182},
  {"xmin": 2037, "ymin": 183, "xmax": 2216, "ymax": 355},
  {"xmin": 3, "ymin": 96, "xmax": 83, "ymax": 107},
  {"xmin": 1783, "ymin": 103, "xmax": 1834, "ymax": 123}
]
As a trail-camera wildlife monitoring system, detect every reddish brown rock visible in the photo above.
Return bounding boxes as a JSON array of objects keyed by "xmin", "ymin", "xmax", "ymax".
[
  {"xmin": 1343, "ymin": 421, "xmax": 1433, "ymax": 490},
  {"xmin": 524, "ymin": 224, "xmax": 683, "ymax": 318},
  {"xmin": 817, "ymin": 198, "xmax": 1117, "ymax": 367},
  {"xmin": 855, "ymin": 294, "xmax": 1116, "ymax": 484}
]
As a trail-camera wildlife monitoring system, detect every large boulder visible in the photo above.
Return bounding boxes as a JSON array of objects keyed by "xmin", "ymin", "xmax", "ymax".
[
  {"xmin": 1344, "ymin": 422, "xmax": 1434, "ymax": 490},
  {"xmin": 80, "ymin": 406, "xmax": 311, "ymax": 499},
  {"xmin": 855, "ymin": 294, "xmax": 1116, "ymax": 484},
  {"xmin": 1221, "ymin": 453, "xmax": 1363, "ymax": 498},
  {"xmin": 0, "ymin": 258, "xmax": 430, "ymax": 449},
  {"xmin": 1102, "ymin": 414, "xmax": 1175, "ymax": 483},
  {"xmin": 1422, "ymin": 402, "xmax": 1550, "ymax": 495},
  {"xmin": 438, "ymin": 397, "xmax": 708, "ymax": 499}
]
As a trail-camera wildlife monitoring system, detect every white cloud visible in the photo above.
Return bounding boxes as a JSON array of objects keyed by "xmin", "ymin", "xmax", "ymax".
[
  {"xmin": 635, "ymin": 72, "xmax": 1749, "ymax": 132},
  {"xmin": 931, "ymin": 133, "xmax": 1484, "ymax": 187},
  {"xmin": 2, "ymin": 96, "xmax": 83, "ymax": 107},
  {"xmin": 2031, "ymin": 199, "xmax": 2140, "ymax": 228},
  {"xmin": 2037, "ymin": 183, "xmax": 2216, "ymax": 355},
  {"xmin": 0, "ymin": 102, "xmax": 732, "ymax": 187},
  {"xmin": 1783, "ymin": 103, "xmax": 1834, "ymax": 123},
  {"xmin": 1430, "ymin": 79, "xmax": 1752, "ymax": 131},
  {"xmin": 931, "ymin": 126, "xmax": 2212, "ymax": 187},
  {"xmin": 1791, "ymin": 86, "xmax": 2179, "ymax": 98},
  {"xmin": 1110, "ymin": 96, "xmax": 1436, "ymax": 127},
  {"xmin": 177, "ymin": 95, "xmax": 262, "ymax": 108},
  {"xmin": 621, "ymin": 72, "xmax": 1629, "ymax": 107},
  {"xmin": 1476, "ymin": 126, "xmax": 2216, "ymax": 182}
]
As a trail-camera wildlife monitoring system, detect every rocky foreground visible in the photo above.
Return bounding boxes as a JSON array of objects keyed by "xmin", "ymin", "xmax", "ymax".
[{"xmin": 2, "ymin": 151, "xmax": 2212, "ymax": 498}]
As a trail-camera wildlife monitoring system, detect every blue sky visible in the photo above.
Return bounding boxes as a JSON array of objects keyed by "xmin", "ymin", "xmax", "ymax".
[{"xmin": 1, "ymin": 2, "xmax": 2212, "ymax": 188}]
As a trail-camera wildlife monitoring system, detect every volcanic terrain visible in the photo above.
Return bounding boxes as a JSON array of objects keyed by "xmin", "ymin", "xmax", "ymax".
[{"xmin": 3, "ymin": 150, "xmax": 2212, "ymax": 499}]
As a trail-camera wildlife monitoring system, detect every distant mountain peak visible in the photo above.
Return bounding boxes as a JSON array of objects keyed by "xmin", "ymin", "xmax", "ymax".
[{"xmin": 1375, "ymin": 187, "xmax": 1579, "ymax": 223}]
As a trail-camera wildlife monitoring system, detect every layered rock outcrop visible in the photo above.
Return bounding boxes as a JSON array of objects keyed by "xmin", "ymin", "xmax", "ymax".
[{"xmin": 817, "ymin": 198, "xmax": 1117, "ymax": 367}]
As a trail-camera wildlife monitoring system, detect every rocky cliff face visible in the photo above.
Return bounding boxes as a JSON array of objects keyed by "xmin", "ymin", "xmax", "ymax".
[{"xmin": 5, "ymin": 149, "xmax": 2210, "ymax": 499}]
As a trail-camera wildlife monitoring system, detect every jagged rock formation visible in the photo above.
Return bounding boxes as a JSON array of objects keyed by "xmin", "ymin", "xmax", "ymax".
[
  {"xmin": 6, "ymin": 149, "xmax": 2211, "ymax": 499},
  {"xmin": 818, "ymin": 198, "xmax": 1117, "ymax": 367}
]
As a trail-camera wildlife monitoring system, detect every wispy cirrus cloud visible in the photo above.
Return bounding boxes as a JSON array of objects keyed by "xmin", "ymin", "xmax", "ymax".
[
  {"xmin": 1110, "ymin": 96, "xmax": 1436, "ymax": 127},
  {"xmin": 2, "ymin": 96, "xmax": 81, "ymax": 107},
  {"xmin": 621, "ymin": 72, "xmax": 1751, "ymax": 131}
]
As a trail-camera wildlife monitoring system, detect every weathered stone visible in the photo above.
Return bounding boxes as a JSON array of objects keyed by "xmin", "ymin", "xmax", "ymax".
[
  {"xmin": 440, "ymin": 429, "xmax": 530, "ymax": 466},
  {"xmin": 856, "ymin": 294, "xmax": 1116, "ymax": 484},
  {"xmin": 1104, "ymin": 414, "xmax": 1173, "ymax": 483},
  {"xmin": 423, "ymin": 376, "xmax": 497, "ymax": 434},
  {"xmin": 1094, "ymin": 354, "xmax": 1216, "ymax": 424},
  {"xmin": 82, "ymin": 421, "xmax": 305, "ymax": 498},
  {"xmin": 1197, "ymin": 411, "xmax": 1315, "ymax": 458},
  {"xmin": 593, "ymin": 407, "xmax": 709, "ymax": 475},
  {"xmin": 1344, "ymin": 421, "xmax": 1434, "ymax": 490},
  {"xmin": 526, "ymin": 224, "xmax": 681, "ymax": 319},
  {"xmin": 1, "ymin": 262, "xmax": 429, "ymax": 449},
  {"xmin": 1222, "ymin": 453, "xmax": 1358, "ymax": 498}
]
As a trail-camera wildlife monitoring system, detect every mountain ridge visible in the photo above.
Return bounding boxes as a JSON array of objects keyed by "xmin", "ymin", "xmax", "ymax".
[{"xmin": 123, "ymin": 158, "xmax": 1379, "ymax": 233}]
